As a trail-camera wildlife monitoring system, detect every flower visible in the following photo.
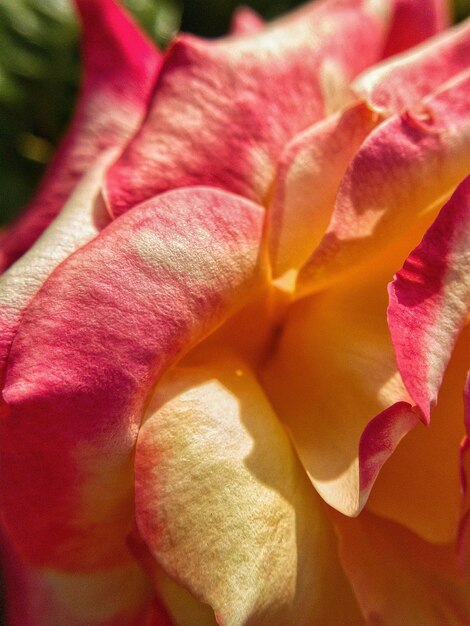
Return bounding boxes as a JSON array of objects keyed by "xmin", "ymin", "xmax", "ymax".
[{"xmin": 1, "ymin": 0, "xmax": 470, "ymax": 623}]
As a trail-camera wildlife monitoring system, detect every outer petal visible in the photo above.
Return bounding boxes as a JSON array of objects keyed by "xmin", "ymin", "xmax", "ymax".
[
  {"xmin": 105, "ymin": 0, "xmax": 392, "ymax": 216},
  {"xmin": 0, "ymin": 0, "xmax": 161, "ymax": 273},
  {"xmin": 2, "ymin": 543, "xmax": 156, "ymax": 626},
  {"xmin": 297, "ymin": 70, "xmax": 470, "ymax": 296},
  {"xmin": 229, "ymin": 7, "xmax": 264, "ymax": 35},
  {"xmin": 262, "ymin": 253, "xmax": 419, "ymax": 518},
  {"xmin": 0, "ymin": 149, "xmax": 115, "ymax": 383},
  {"xmin": 381, "ymin": 0, "xmax": 449, "ymax": 58},
  {"xmin": 388, "ymin": 176, "xmax": 470, "ymax": 421},
  {"xmin": 268, "ymin": 102, "xmax": 380, "ymax": 279},
  {"xmin": 135, "ymin": 357, "xmax": 363, "ymax": 626},
  {"xmin": 0, "ymin": 187, "xmax": 265, "ymax": 570},
  {"xmin": 335, "ymin": 511, "xmax": 470, "ymax": 626},
  {"xmin": 354, "ymin": 18, "xmax": 470, "ymax": 116}
]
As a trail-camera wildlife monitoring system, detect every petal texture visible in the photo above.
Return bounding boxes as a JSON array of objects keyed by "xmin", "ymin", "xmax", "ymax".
[
  {"xmin": 0, "ymin": 187, "xmax": 265, "ymax": 570},
  {"xmin": 0, "ymin": 150, "xmax": 114, "ymax": 383},
  {"xmin": 381, "ymin": 0, "xmax": 449, "ymax": 58},
  {"xmin": 336, "ymin": 511, "xmax": 470, "ymax": 626},
  {"xmin": 298, "ymin": 70, "xmax": 470, "ymax": 295},
  {"xmin": 135, "ymin": 357, "xmax": 363, "ymax": 626},
  {"xmin": 105, "ymin": 0, "xmax": 392, "ymax": 216},
  {"xmin": 0, "ymin": 0, "xmax": 161, "ymax": 273},
  {"xmin": 354, "ymin": 18, "xmax": 470, "ymax": 116},
  {"xmin": 268, "ymin": 102, "xmax": 380, "ymax": 279},
  {"xmin": 388, "ymin": 175, "xmax": 470, "ymax": 421}
]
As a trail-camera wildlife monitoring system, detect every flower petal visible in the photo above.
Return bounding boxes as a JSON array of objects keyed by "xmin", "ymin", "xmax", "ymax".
[
  {"xmin": 261, "ymin": 231, "xmax": 432, "ymax": 517},
  {"xmin": 388, "ymin": 176, "xmax": 470, "ymax": 422},
  {"xmin": 354, "ymin": 18, "xmax": 470, "ymax": 116},
  {"xmin": 1, "ymin": 537, "xmax": 156, "ymax": 626},
  {"xmin": 335, "ymin": 510, "xmax": 470, "ymax": 626},
  {"xmin": 367, "ymin": 321, "xmax": 470, "ymax": 542},
  {"xmin": 0, "ymin": 150, "xmax": 114, "ymax": 383},
  {"xmin": 268, "ymin": 102, "xmax": 380, "ymax": 279},
  {"xmin": 135, "ymin": 357, "xmax": 363, "ymax": 626},
  {"xmin": 297, "ymin": 69, "xmax": 470, "ymax": 296},
  {"xmin": 0, "ymin": 187, "xmax": 265, "ymax": 570},
  {"xmin": 0, "ymin": 0, "xmax": 161, "ymax": 273},
  {"xmin": 105, "ymin": 0, "xmax": 392, "ymax": 216},
  {"xmin": 381, "ymin": 0, "xmax": 449, "ymax": 58},
  {"xmin": 229, "ymin": 6, "xmax": 264, "ymax": 35}
]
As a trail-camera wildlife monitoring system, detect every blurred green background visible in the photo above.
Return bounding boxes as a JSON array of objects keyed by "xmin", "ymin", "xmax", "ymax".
[{"xmin": 0, "ymin": 0, "xmax": 469, "ymax": 227}]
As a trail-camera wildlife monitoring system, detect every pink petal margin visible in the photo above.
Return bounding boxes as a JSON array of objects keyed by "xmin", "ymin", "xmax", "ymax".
[
  {"xmin": 358, "ymin": 402, "xmax": 420, "ymax": 510},
  {"xmin": 388, "ymin": 175, "xmax": 470, "ymax": 423},
  {"xmin": 0, "ymin": 0, "xmax": 161, "ymax": 274},
  {"xmin": 229, "ymin": 6, "xmax": 264, "ymax": 35}
]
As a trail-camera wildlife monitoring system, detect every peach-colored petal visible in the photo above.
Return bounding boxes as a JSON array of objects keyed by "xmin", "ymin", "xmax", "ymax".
[
  {"xmin": 388, "ymin": 175, "xmax": 470, "ymax": 422},
  {"xmin": 268, "ymin": 102, "xmax": 380, "ymax": 279},
  {"xmin": 354, "ymin": 18, "xmax": 470, "ymax": 116},
  {"xmin": 105, "ymin": 0, "xmax": 392, "ymax": 216},
  {"xmin": 0, "ymin": 0, "xmax": 161, "ymax": 273},
  {"xmin": 0, "ymin": 187, "xmax": 265, "ymax": 571},
  {"xmin": 335, "ymin": 510, "xmax": 470, "ymax": 626},
  {"xmin": 229, "ymin": 6, "xmax": 264, "ymax": 35},
  {"xmin": 297, "ymin": 69, "xmax": 470, "ymax": 296},
  {"xmin": 367, "ymin": 322, "xmax": 470, "ymax": 543},
  {"xmin": 262, "ymin": 256, "xmax": 419, "ymax": 517},
  {"xmin": 135, "ymin": 357, "xmax": 363, "ymax": 626}
]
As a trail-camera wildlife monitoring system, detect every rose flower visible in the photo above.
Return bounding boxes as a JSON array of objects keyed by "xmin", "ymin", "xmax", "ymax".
[{"xmin": 1, "ymin": 0, "xmax": 470, "ymax": 623}]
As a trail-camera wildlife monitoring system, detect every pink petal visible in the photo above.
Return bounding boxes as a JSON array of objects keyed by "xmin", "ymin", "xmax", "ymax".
[
  {"xmin": 105, "ymin": 0, "xmax": 392, "ymax": 217},
  {"xmin": 382, "ymin": 0, "xmax": 449, "ymax": 58},
  {"xmin": 388, "ymin": 175, "xmax": 470, "ymax": 422},
  {"xmin": 1, "ymin": 532, "xmax": 157, "ymax": 626},
  {"xmin": 229, "ymin": 6, "xmax": 264, "ymax": 35},
  {"xmin": 0, "ymin": 0, "xmax": 161, "ymax": 273},
  {"xmin": 0, "ymin": 187, "xmax": 265, "ymax": 570},
  {"xmin": 297, "ymin": 69, "xmax": 470, "ymax": 296},
  {"xmin": 0, "ymin": 150, "xmax": 114, "ymax": 384},
  {"xmin": 354, "ymin": 18, "xmax": 470, "ymax": 116}
]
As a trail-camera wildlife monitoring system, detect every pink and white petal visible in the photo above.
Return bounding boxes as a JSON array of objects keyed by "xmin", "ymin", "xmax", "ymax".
[
  {"xmin": 262, "ymin": 256, "xmax": 419, "ymax": 518},
  {"xmin": 135, "ymin": 358, "xmax": 363, "ymax": 626},
  {"xmin": 105, "ymin": 0, "xmax": 392, "ymax": 216},
  {"xmin": 0, "ymin": 149, "xmax": 115, "ymax": 383},
  {"xmin": 0, "ymin": 0, "xmax": 161, "ymax": 273},
  {"xmin": 229, "ymin": 6, "xmax": 264, "ymax": 35},
  {"xmin": 335, "ymin": 511, "xmax": 470, "ymax": 626},
  {"xmin": 1, "ymin": 537, "xmax": 156, "ymax": 626},
  {"xmin": 381, "ymin": 0, "xmax": 449, "ymax": 58},
  {"xmin": 0, "ymin": 187, "xmax": 265, "ymax": 571},
  {"xmin": 354, "ymin": 18, "xmax": 470, "ymax": 116},
  {"xmin": 388, "ymin": 175, "xmax": 470, "ymax": 422},
  {"xmin": 268, "ymin": 102, "xmax": 380, "ymax": 279},
  {"xmin": 297, "ymin": 69, "xmax": 470, "ymax": 296}
]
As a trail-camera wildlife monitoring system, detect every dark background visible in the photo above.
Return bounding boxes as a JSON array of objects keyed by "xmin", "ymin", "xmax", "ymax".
[{"xmin": 0, "ymin": 0, "xmax": 469, "ymax": 227}]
